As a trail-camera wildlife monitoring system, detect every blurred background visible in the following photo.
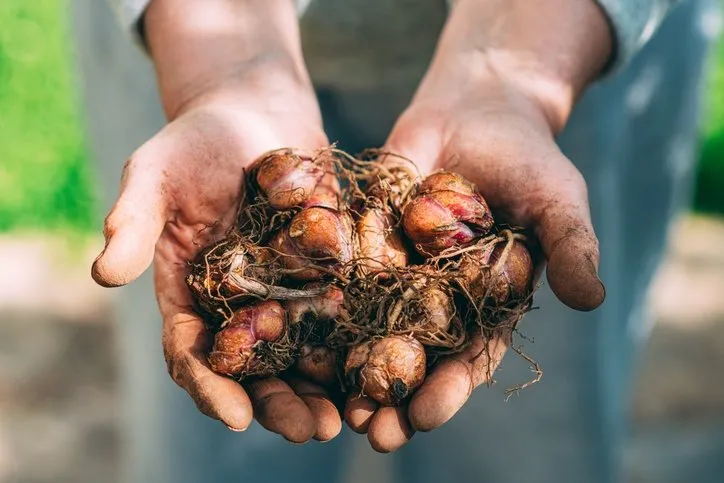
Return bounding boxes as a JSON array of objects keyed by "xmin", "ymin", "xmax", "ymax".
[{"xmin": 0, "ymin": 1, "xmax": 723, "ymax": 482}]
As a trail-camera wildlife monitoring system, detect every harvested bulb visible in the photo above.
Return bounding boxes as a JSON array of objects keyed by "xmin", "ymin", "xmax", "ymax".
[
  {"xmin": 459, "ymin": 237, "xmax": 534, "ymax": 308},
  {"xmin": 208, "ymin": 300, "xmax": 286, "ymax": 377},
  {"xmin": 253, "ymin": 149, "xmax": 325, "ymax": 210},
  {"xmin": 345, "ymin": 335, "xmax": 426, "ymax": 406},
  {"xmin": 403, "ymin": 171, "xmax": 494, "ymax": 256}
]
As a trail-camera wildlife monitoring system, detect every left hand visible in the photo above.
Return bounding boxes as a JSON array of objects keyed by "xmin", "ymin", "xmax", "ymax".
[{"xmin": 344, "ymin": 31, "xmax": 609, "ymax": 452}]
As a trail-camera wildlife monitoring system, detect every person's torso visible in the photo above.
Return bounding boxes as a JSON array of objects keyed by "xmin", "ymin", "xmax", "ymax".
[{"xmin": 299, "ymin": 0, "xmax": 448, "ymax": 92}]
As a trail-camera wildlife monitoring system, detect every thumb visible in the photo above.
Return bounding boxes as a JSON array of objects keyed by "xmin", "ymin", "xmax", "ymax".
[{"xmin": 92, "ymin": 150, "xmax": 168, "ymax": 287}]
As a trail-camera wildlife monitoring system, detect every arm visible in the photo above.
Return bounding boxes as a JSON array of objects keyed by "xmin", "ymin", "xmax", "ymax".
[
  {"xmin": 428, "ymin": 0, "xmax": 613, "ymax": 135},
  {"xmin": 435, "ymin": 0, "xmax": 678, "ymax": 131},
  {"xmin": 352, "ymin": 0, "xmax": 678, "ymax": 452},
  {"xmin": 93, "ymin": 0, "xmax": 338, "ymax": 442},
  {"xmin": 143, "ymin": 0, "xmax": 314, "ymax": 119}
]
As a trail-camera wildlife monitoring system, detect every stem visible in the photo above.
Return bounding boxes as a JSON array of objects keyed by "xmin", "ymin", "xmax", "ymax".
[{"xmin": 226, "ymin": 272, "xmax": 328, "ymax": 300}]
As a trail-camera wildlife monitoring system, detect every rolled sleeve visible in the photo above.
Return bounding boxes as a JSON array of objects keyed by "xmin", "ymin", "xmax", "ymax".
[
  {"xmin": 106, "ymin": 1, "xmax": 314, "ymax": 48},
  {"xmin": 106, "ymin": 0, "xmax": 151, "ymax": 46},
  {"xmin": 595, "ymin": 0, "xmax": 680, "ymax": 74}
]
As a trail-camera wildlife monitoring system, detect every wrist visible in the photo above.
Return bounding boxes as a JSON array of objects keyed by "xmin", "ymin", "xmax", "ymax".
[
  {"xmin": 470, "ymin": 50, "xmax": 584, "ymax": 135},
  {"xmin": 424, "ymin": 0, "xmax": 612, "ymax": 134},
  {"xmin": 144, "ymin": 0, "xmax": 311, "ymax": 120},
  {"xmin": 166, "ymin": 58, "xmax": 316, "ymax": 121}
]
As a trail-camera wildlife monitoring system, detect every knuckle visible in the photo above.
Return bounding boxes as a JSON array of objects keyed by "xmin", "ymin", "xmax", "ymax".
[
  {"xmin": 187, "ymin": 373, "xmax": 218, "ymax": 418},
  {"xmin": 120, "ymin": 153, "xmax": 141, "ymax": 186},
  {"xmin": 567, "ymin": 168, "xmax": 588, "ymax": 198},
  {"xmin": 102, "ymin": 209, "xmax": 124, "ymax": 238},
  {"xmin": 163, "ymin": 340, "xmax": 194, "ymax": 389}
]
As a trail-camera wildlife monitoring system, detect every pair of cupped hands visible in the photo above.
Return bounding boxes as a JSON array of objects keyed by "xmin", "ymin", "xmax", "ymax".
[{"xmin": 91, "ymin": 49, "xmax": 605, "ymax": 452}]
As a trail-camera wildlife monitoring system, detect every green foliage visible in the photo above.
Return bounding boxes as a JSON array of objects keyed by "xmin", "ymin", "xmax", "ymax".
[
  {"xmin": 0, "ymin": 0, "xmax": 97, "ymax": 232},
  {"xmin": 694, "ymin": 17, "xmax": 724, "ymax": 215}
]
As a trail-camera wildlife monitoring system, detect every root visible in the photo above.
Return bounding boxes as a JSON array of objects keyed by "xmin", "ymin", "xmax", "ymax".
[
  {"xmin": 329, "ymin": 265, "xmax": 469, "ymax": 354},
  {"xmin": 503, "ymin": 343, "xmax": 543, "ymax": 400},
  {"xmin": 185, "ymin": 146, "xmax": 545, "ymax": 401},
  {"xmin": 240, "ymin": 322, "xmax": 302, "ymax": 380}
]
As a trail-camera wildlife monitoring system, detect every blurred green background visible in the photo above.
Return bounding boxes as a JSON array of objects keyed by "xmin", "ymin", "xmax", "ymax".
[{"xmin": 0, "ymin": 1, "xmax": 722, "ymax": 233}]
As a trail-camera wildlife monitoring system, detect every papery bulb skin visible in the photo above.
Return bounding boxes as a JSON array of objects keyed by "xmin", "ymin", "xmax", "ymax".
[
  {"xmin": 284, "ymin": 284, "xmax": 344, "ymax": 325},
  {"xmin": 254, "ymin": 150, "xmax": 325, "ymax": 210},
  {"xmin": 356, "ymin": 208, "xmax": 408, "ymax": 276},
  {"xmin": 208, "ymin": 300, "xmax": 286, "ymax": 377},
  {"xmin": 403, "ymin": 171, "xmax": 494, "ymax": 256},
  {"xmin": 271, "ymin": 207, "xmax": 354, "ymax": 281},
  {"xmin": 344, "ymin": 335, "xmax": 426, "ymax": 407},
  {"xmin": 459, "ymin": 239, "xmax": 534, "ymax": 307}
]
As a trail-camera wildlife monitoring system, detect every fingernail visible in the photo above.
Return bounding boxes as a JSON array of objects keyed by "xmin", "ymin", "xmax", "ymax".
[
  {"xmin": 588, "ymin": 260, "xmax": 606, "ymax": 306},
  {"xmin": 287, "ymin": 438, "xmax": 310, "ymax": 446},
  {"xmin": 225, "ymin": 424, "xmax": 247, "ymax": 432}
]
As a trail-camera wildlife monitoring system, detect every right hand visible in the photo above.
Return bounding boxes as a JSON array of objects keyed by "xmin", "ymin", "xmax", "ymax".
[{"xmin": 91, "ymin": 74, "xmax": 344, "ymax": 442}]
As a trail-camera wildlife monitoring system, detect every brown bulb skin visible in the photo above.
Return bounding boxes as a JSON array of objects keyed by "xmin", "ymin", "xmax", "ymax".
[
  {"xmin": 284, "ymin": 284, "xmax": 344, "ymax": 325},
  {"xmin": 459, "ymin": 240, "xmax": 534, "ymax": 307},
  {"xmin": 418, "ymin": 287, "xmax": 454, "ymax": 333},
  {"xmin": 295, "ymin": 345, "xmax": 338, "ymax": 386},
  {"xmin": 254, "ymin": 150, "xmax": 324, "ymax": 210},
  {"xmin": 418, "ymin": 171, "xmax": 476, "ymax": 194},
  {"xmin": 208, "ymin": 300, "xmax": 286, "ymax": 376},
  {"xmin": 345, "ymin": 336, "xmax": 426, "ymax": 406},
  {"xmin": 271, "ymin": 207, "xmax": 354, "ymax": 281},
  {"xmin": 403, "ymin": 171, "xmax": 494, "ymax": 257},
  {"xmin": 356, "ymin": 208, "xmax": 408, "ymax": 275}
]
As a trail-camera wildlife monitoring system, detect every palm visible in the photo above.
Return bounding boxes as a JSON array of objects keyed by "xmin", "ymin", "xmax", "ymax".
[
  {"xmin": 94, "ymin": 95, "xmax": 342, "ymax": 442},
  {"xmin": 346, "ymin": 89, "xmax": 605, "ymax": 451}
]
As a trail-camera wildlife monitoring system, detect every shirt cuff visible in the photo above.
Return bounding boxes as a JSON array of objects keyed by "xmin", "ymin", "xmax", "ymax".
[
  {"xmin": 108, "ymin": 0, "xmax": 315, "ymax": 50},
  {"xmin": 594, "ymin": 0, "xmax": 677, "ymax": 75},
  {"xmin": 107, "ymin": 0, "xmax": 151, "ymax": 48}
]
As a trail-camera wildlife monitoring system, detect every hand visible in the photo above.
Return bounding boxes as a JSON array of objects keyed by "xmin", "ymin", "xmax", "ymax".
[
  {"xmin": 345, "ymin": 0, "xmax": 612, "ymax": 451},
  {"xmin": 92, "ymin": 84, "xmax": 345, "ymax": 442},
  {"xmin": 92, "ymin": 0, "xmax": 343, "ymax": 443}
]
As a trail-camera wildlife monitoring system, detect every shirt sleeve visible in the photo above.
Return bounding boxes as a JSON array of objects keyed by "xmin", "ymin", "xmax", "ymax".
[
  {"xmin": 105, "ymin": 0, "xmax": 314, "ymax": 49},
  {"xmin": 445, "ymin": 0, "xmax": 680, "ymax": 75},
  {"xmin": 106, "ymin": 0, "xmax": 151, "ymax": 47},
  {"xmin": 594, "ymin": 0, "xmax": 680, "ymax": 74}
]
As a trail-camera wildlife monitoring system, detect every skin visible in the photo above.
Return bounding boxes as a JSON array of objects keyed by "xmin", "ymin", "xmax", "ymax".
[
  {"xmin": 93, "ymin": 0, "xmax": 612, "ymax": 450},
  {"xmin": 91, "ymin": 0, "xmax": 340, "ymax": 441},
  {"xmin": 349, "ymin": 0, "xmax": 612, "ymax": 451}
]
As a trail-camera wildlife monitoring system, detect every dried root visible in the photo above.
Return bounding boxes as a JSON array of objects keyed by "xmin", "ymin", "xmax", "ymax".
[
  {"xmin": 185, "ymin": 148, "xmax": 542, "ymax": 408},
  {"xmin": 208, "ymin": 300, "xmax": 295, "ymax": 379}
]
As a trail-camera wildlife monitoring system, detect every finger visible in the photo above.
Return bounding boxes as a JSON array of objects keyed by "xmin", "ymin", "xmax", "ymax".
[
  {"xmin": 408, "ymin": 329, "xmax": 509, "ymax": 432},
  {"xmin": 157, "ymin": 252, "xmax": 253, "ymax": 431},
  {"xmin": 367, "ymin": 406, "xmax": 415, "ymax": 453},
  {"xmin": 344, "ymin": 390, "xmax": 379, "ymax": 434},
  {"xmin": 92, "ymin": 142, "xmax": 168, "ymax": 287},
  {"xmin": 450, "ymin": 145, "xmax": 605, "ymax": 311},
  {"xmin": 286, "ymin": 378, "xmax": 342, "ymax": 442},
  {"xmin": 534, "ymin": 195, "xmax": 605, "ymax": 311},
  {"xmin": 162, "ymin": 311, "xmax": 254, "ymax": 431},
  {"xmin": 246, "ymin": 378, "xmax": 317, "ymax": 443}
]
